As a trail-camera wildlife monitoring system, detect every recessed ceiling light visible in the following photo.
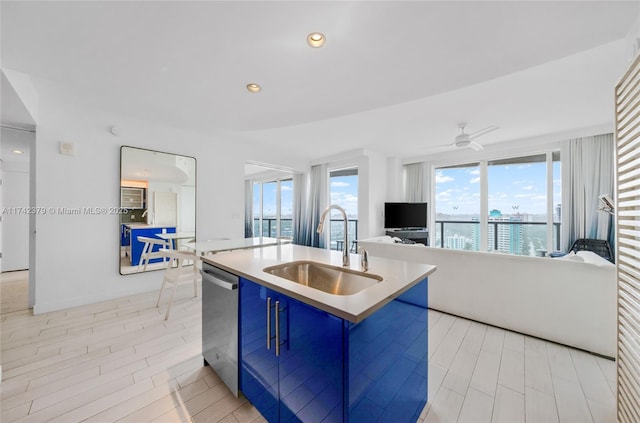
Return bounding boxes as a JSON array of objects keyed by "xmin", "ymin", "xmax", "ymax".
[
  {"xmin": 246, "ymin": 83, "xmax": 261, "ymax": 93},
  {"xmin": 12, "ymin": 149, "xmax": 24, "ymax": 154},
  {"xmin": 307, "ymin": 32, "xmax": 325, "ymax": 48}
]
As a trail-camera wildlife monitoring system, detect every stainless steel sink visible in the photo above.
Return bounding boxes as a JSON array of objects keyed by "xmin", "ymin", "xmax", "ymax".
[{"xmin": 263, "ymin": 261, "xmax": 382, "ymax": 295}]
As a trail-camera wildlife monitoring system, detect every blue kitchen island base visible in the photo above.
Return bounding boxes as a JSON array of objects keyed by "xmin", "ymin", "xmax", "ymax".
[{"xmin": 240, "ymin": 278, "xmax": 428, "ymax": 423}]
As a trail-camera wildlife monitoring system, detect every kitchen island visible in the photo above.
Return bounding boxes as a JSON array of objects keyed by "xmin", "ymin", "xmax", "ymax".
[{"xmin": 201, "ymin": 244, "xmax": 436, "ymax": 423}]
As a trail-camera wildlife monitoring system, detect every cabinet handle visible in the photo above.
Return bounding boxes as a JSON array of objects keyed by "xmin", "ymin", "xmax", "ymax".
[
  {"xmin": 266, "ymin": 297, "xmax": 271, "ymax": 350},
  {"xmin": 275, "ymin": 300, "xmax": 280, "ymax": 357}
]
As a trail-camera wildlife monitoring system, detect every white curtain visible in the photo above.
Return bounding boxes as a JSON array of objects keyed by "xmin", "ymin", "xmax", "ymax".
[
  {"xmin": 244, "ymin": 179, "xmax": 253, "ymax": 238},
  {"xmin": 563, "ymin": 133, "xmax": 614, "ymax": 250},
  {"xmin": 294, "ymin": 164, "xmax": 327, "ymax": 248},
  {"xmin": 292, "ymin": 172, "xmax": 307, "ymax": 245},
  {"xmin": 404, "ymin": 162, "xmax": 425, "ymax": 202}
]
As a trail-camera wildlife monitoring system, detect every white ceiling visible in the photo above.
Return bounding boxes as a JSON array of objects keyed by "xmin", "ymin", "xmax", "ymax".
[{"xmin": 2, "ymin": 1, "xmax": 638, "ymax": 162}]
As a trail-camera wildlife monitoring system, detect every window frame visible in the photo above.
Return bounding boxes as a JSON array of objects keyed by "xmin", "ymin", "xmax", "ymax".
[
  {"xmin": 431, "ymin": 149, "xmax": 561, "ymax": 255},
  {"xmin": 326, "ymin": 166, "xmax": 359, "ymax": 251},
  {"xmin": 252, "ymin": 176, "xmax": 294, "ymax": 239}
]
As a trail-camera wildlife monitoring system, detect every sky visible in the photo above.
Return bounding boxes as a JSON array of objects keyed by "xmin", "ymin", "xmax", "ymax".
[
  {"xmin": 256, "ymin": 175, "xmax": 358, "ymax": 219},
  {"xmin": 329, "ymin": 175, "xmax": 358, "ymax": 218},
  {"xmin": 436, "ymin": 161, "xmax": 561, "ymax": 217},
  {"xmin": 254, "ymin": 179, "xmax": 293, "ymax": 218}
]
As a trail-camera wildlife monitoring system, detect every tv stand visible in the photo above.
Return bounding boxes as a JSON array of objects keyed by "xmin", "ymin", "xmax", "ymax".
[{"xmin": 386, "ymin": 228, "xmax": 429, "ymax": 246}]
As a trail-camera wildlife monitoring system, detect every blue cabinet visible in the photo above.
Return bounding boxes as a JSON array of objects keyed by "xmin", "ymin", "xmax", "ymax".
[
  {"xmin": 239, "ymin": 277, "xmax": 428, "ymax": 423},
  {"xmin": 120, "ymin": 224, "xmax": 130, "ymax": 247},
  {"xmin": 240, "ymin": 278, "xmax": 343, "ymax": 422},
  {"xmin": 128, "ymin": 226, "xmax": 175, "ymax": 266}
]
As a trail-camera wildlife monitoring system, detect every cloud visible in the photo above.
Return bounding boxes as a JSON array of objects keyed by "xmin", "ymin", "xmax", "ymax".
[
  {"xmin": 281, "ymin": 185, "xmax": 292, "ymax": 191},
  {"xmin": 437, "ymin": 190, "xmax": 452, "ymax": 199},
  {"xmin": 468, "ymin": 169, "xmax": 480, "ymax": 175},
  {"xmin": 521, "ymin": 185, "xmax": 534, "ymax": 191},
  {"xmin": 435, "ymin": 171, "xmax": 454, "ymax": 184},
  {"xmin": 331, "ymin": 181, "xmax": 349, "ymax": 187},
  {"xmin": 470, "ymin": 177, "xmax": 480, "ymax": 184}
]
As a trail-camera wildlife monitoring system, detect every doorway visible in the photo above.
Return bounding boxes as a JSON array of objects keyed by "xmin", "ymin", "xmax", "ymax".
[{"xmin": 1, "ymin": 125, "xmax": 35, "ymax": 309}]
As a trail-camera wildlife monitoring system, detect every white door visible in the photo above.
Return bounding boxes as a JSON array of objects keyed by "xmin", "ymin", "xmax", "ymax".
[
  {"xmin": 2, "ymin": 168, "xmax": 29, "ymax": 271},
  {"xmin": 154, "ymin": 191, "xmax": 177, "ymax": 227}
]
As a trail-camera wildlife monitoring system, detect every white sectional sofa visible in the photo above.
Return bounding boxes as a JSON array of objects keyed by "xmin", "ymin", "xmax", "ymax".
[{"xmin": 358, "ymin": 236, "xmax": 617, "ymax": 358}]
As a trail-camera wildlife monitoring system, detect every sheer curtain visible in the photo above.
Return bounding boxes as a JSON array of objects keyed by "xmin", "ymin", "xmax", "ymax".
[
  {"xmin": 404, "ymin": 162, "xmax": 426, "ymax": 201},
  {"xmin": 292, "ymin": 172, "xmax": 307, "ymax": 245},
  {"xmin": 294, "ymin": 164, "xmax": 327, "ymax": 247},
  {"xmin": 563, "ymin": 133, "xmax": 614, "ymax": 250},
  {"xmin": 244, "ymin": 179, "xmax": 253, "ymax": 238}
]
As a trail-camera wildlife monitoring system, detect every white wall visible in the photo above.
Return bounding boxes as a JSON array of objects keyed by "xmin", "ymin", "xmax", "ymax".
[
  {"xmin": 364, "ymin": 150, "xmax": 388, "ymax": 238},
  {"xmin": 30, "ymin": 77, "xmax": 294, "ymax": 314}
]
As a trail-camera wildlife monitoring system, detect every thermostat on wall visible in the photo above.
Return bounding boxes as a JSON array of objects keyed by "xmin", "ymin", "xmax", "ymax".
[{"xmin": 59, "ymin": 142, "xmax": 75, "ymax": 156}]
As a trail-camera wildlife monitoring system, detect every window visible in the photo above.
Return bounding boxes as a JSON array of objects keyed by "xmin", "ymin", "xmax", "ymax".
[
  {"xmin": 434, "ymin": 152, "xmax": 560, "ymax": 255},
  {"xmin": 488, "ymin": 154, "xmax": 547, "ymax": 255},
  {"xmin": 253, "ymin": 178, "xmax": 293, "ymax": 238},
  {"xmin": 328, "ymin": 168, "xmax": 358, "ymax": 251},
  {"xmin": 552, "ymin": 153, "xmax": 562, "ymax": 250},
  {"xmin": 434, "ymin": 163, "xmax": 480, "ymax": 251}
]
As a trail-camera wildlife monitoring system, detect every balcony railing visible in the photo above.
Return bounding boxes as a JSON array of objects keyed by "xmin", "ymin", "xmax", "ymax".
[
  {"xmin": 253, "ymin": 218, "xmax": 358, "ymax": 250},
  {"xmin": 435, "ymin": 220, "xmax": 561, "ymax": 253},
  {"xmin": 253, "ymin": 218, "xmax": 293, "ymax": 238}
]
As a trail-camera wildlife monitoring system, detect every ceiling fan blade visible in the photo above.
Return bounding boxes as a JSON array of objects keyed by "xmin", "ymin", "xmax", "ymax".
[
  {"xmin": 469, "ymin": 141, "xmax": 484, "ymax": 151},
  {"xmin": 423, "ymin": 143, "xmax": 456, "ymax": 153},
  {"xmin": 468, "ymin": 125, "xmax": 499, "ymax": 139}
]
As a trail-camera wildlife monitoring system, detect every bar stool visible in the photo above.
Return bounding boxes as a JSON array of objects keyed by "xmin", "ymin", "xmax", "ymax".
[
  {"xmin": 156, "ymin": 249, "xmax": 201, "ymax": 320},
  {"xmin": 137, "ymin": 236, "xmax": 171, "ymax": 272}
]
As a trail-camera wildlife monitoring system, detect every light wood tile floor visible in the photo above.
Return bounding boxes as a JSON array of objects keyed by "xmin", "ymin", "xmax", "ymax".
[
  {"xmin": 1, "ymin": 271, "xmax": 29, "ymax": 314},
  {"xmin": 1, "ymin": 273, "xmax": 616, "ymax": 422}
]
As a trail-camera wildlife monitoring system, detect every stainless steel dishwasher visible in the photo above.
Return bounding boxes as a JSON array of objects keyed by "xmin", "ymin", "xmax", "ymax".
[{"xmin": 201, "ymin": 262, "xmax": 239, "ymax": 396}]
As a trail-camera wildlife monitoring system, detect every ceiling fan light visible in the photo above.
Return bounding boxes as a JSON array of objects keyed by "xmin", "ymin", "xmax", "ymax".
[{"xmin": 455, "ymin": 134, "xmax": 471, "ymax": 147}]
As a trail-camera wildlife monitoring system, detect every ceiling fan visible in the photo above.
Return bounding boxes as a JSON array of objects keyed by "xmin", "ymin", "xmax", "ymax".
[{"xmin": 432, "ymin": 123, "xmax": 500, "ymax": 152}]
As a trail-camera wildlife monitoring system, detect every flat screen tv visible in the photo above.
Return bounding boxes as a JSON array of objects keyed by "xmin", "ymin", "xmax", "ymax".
[{"xmin": 384, "ymin": 202, "xmax": 428, "ymax": 229}]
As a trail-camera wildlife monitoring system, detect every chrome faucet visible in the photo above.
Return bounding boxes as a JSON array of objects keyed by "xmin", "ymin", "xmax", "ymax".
[
  {"xmin": 142, "ymin": 209, "xmax": 153, "ymax": 224},
  {"xmin": 359, "ymin": 247, "xmax": 368, "ymax": 272},
  {"xmin": 317, "ymin": 205, "xmax": 349, "ymax": 267}
]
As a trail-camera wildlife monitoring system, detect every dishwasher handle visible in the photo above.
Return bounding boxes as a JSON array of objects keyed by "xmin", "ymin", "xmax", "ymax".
[{"xmin": 202, "ymin": 268, "xmax": 238, "ymax": 291}]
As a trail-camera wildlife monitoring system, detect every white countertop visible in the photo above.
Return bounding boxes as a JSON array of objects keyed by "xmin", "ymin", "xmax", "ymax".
[
  {"xmin": 156, "ymin": 232, "xmax": 196, "ymax": 240},
  {"xmin": 201, "ymin": 244, "xmax": 436, "ymax": 323},
  {"xmin": 184, "ymin": 237, "xmax": 286, "ymax": 255}
]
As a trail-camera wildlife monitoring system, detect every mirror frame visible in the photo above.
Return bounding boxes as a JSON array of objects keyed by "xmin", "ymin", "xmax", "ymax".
[{"xmin": 119, "ymin": 145, "xmax": 197, "ymax": 275}]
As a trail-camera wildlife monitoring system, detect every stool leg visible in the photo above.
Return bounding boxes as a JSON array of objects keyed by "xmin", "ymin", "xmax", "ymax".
[
  {"xmin": 143, "ymin": 243, "xmax": 154, "ymax": 272},
  {"xmin": 164, "ymin": 282, "xmax": 177, "ymax": 321},
  {"xmin": 192, "ymin": 264, "xmax": 199, "ymax": 298},
  {"xmin": 138, "ymin": 242, "xmax": 150, "ymax": 272},
  {"xmin": 156, "ymin": 273, "xmax": 170, "ymax": 308}
]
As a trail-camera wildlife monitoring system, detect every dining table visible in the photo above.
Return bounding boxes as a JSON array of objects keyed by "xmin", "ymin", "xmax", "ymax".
[{"xmin": 156, "ymin": 232, "xmax": 196, "ymax": 250}]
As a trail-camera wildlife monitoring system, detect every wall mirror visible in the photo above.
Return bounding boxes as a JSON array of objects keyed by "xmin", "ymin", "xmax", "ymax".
[{"xmin": 119, "ymin": 146, "xmax": 196, "ymax": 275}]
